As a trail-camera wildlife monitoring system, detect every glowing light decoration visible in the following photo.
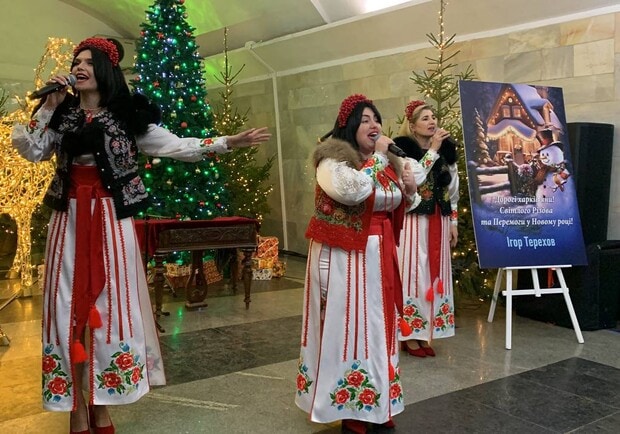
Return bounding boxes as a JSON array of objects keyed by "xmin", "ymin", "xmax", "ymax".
[{"xmin": 0, "ymin": 37, "xmax": 74, "ymax": 288}]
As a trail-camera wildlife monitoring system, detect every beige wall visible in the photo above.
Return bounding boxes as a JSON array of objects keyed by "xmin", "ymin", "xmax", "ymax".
[{"xmin": 221, "ymin": 13, "xmax": 620, "ymax": 254}]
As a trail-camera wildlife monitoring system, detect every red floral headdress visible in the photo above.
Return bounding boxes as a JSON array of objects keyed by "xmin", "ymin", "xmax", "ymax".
[
  {"xmin": 74, "ymin": 37, "xmax": 120, "ymax": 67},
  {"xmin": 405, "ymin": 100, "xmax": 427, "ymax": 121},
  {"xmin": 338, "ymin": 94, "xmax": 372, "ymax": 127}
]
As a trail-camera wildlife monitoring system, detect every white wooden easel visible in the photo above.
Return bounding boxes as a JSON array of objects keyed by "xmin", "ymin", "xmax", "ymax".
[{"xmin": 487, "ymin": 265, "xmax": 584, "ymax": 349}]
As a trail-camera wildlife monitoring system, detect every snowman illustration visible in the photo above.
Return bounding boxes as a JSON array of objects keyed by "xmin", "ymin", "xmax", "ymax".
[{"xmin": 534, "ymin": 129, "xmax": 571, "ymax": 202}]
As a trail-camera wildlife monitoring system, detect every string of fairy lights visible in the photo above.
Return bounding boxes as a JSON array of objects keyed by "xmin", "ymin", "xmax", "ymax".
[{"xmin": 0, "ymin": 37, "xmax": 74, "ymax": 287}]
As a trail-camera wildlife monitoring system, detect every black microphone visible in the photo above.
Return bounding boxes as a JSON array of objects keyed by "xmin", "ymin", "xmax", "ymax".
[
  {"xmin": 388, "ymin": 142, "xmax": 407, "ymax": 158},
  {"xmin": 28, "ymin": 75, "xmax": 77, "ymax": 99},
  {"xmin": 371, "ymin": 134, "xmax": 407, "ymax": 158}
]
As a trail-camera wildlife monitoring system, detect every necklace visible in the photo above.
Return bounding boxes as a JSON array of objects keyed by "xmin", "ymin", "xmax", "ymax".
[{"xmin": 81, "ymin": 106, "xmax": 102, "ymax": 123}]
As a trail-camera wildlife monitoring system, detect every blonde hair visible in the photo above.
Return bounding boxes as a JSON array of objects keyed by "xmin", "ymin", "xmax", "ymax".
[{"xmin": 398, "ymin": 103, "xmax": 433, "ymax": 137}]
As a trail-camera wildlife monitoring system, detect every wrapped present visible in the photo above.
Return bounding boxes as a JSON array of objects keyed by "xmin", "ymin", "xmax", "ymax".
[
  {"xmin": 271, "ymin": 260, "xmax": 287, "ymax": 278},
  {"xmin": 252, "ymin": 257, "xmax": 274, "ymax": 270},
  {"xmin": 164, "ymin": 260, "xmax": 222, "ymax": 289},
  {"xmin": 252, "ymin": 268, "xmax": 272, "ymax": 280},
  {"xmin": 257, "ymin": 236, "xmax": 279, "ymax": 261},
  {"xmin": 203, "ymin": 259, "xmax": 223, "ymax": 284}
]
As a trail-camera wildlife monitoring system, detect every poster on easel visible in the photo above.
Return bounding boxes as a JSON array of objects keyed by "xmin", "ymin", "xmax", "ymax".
[{"xmin": 458, "ymin": 80, "xmax": 587, "ymax": 269}]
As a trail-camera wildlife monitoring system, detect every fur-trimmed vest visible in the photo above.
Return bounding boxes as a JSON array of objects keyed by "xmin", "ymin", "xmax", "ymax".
[
  {"xmin": 393, "ymin": 135, "xmax": 456, "ymax": 216},
  {"xmin": 43, "ymin": 107, "xmax": 149, "ymax": 219},
  {"xmin": 305, "ymin": 138, "xmax": 405, "ymax": 251}
]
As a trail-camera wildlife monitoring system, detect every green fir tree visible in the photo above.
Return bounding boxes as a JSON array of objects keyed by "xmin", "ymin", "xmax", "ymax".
[
  {"xmin": 408, "ymin": 0, "xmax": 494, "ymax": 299},
  {"xmin": 131, "ymin": 0, "xmax": 227, "ymax": 220},
  {"xmin": 211, "ymin": 28, "xmax": 275, "ymax": 222}
]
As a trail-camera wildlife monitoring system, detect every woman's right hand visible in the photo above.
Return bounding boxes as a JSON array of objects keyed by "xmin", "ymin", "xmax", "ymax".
[
  {"xmin": 40, "ymin": 75, "xmax": 71, "ymax": 110},
  {"xmin": 429, "ymin": 128, "xmax": 450, "ymax": 152}
]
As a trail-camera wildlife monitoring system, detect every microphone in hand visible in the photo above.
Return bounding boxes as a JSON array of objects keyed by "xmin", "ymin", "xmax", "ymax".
[
  {"xmin": 28, "ymin": 75, "xmax": 77, "ymax": 99},
  {"xmin": 387, "ymin": 142, "xmax": 407, "ymax": 158},
  {"xmin": 371, "ymin": 134, "xmax": 407, "ymax": 158}
]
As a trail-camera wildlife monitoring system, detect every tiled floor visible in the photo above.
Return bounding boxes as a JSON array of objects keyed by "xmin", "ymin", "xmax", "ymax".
[{"xmin": 1, "ymin": 253, "xmax": 619, "ymax": 433}]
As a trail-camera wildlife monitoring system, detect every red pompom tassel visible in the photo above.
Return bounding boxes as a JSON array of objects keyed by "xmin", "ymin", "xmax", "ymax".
[
  {"xmin": 71, "ymin": 340, "xmax": 88, "ymax": 363},
  {"xmin": 89, "ymin": 306, "xmax": 103, "ymax": 329},
  {"xmin": 399, "ymin": 317, "xmax": 412, "ymax": 337},
  {"xmin": 425, "ymin": 286, "xmax": 434, "ymax": 302},
  {"xmin": 437, "ymin": 279, "xmax": 444, "ymax": 298},
  {"xmin": 388, "ymin": 363, "xmax": 395, "ymax": 381}
]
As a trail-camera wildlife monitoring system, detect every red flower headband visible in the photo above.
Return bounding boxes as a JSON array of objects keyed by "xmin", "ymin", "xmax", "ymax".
[
  {"xmin": 74, "ymin": 38, "xmax": 120, "ymax": 67},
  {"xmin": 405, "ymin": 100, "xmax": 427, "ymax": 121},
  {"xmin": 338, "ymin": 94, "xmax": 373, "ymax": 127}
]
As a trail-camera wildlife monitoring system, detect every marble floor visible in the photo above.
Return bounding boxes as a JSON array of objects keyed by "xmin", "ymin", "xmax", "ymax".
[{"xmin": 1, "ymin": 253, "xmax": 619, "ymax": 433}]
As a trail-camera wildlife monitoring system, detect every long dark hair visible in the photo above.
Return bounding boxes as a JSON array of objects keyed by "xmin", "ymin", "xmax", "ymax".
[
  {"xmin": 72, "ymin": 44, "xmax": 130, "ymax": 108},
  {"xmin": 322, "ymin": 101, "xmax": 382, "ymax": 150}
]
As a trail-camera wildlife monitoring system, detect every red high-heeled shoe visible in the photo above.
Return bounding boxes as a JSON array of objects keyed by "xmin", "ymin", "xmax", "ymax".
[
  {"xmin": 382, "ymin": 418, "xmax": 396, "ymax": 428},
  {"xmin": 342, "ymin": 419, "xmax": 367, "ymax": 434},
  {"xmin": 421, "ymin": 344, "xmax": 436, "ymax": 357},
  {"xmin": 401, "ymin": 341, "xmax": 426, "ymax": 358},
  {"xmin": 89, "ymin": 405, "xmax": 115, "ymax": 434}
]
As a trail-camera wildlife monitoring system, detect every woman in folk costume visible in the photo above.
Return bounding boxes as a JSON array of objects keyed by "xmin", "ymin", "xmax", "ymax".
[
  {"xmin": 12, "ymin": 37, "xmax": 269, "ymax": 434},
  {"xmin": 295, "ymin": 94, "xmax": 422, "ymax": 434},
  {"xmin": 393, "ymin": 100, "xmax": 459, "ymax": 358}
]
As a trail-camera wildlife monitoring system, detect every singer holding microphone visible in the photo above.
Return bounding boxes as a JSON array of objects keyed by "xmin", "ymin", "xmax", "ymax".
[
  {"xmin": 296, "ymin": 94, "xmax": 428, "ymax": 433},
  {"xmin": 12, "ymin": 37, "xmax": 270, "ymax": 434},
  {"xmin": 393, "ymin": 100, "xmax": 459, "ymax": 358}
]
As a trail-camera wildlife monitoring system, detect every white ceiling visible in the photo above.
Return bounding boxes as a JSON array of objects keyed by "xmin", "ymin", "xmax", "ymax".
[{"xmin": 1, "ymin": 0, "xmax": 619, "ymax": 86}]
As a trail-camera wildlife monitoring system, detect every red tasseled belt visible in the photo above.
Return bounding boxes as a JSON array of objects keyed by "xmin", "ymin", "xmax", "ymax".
[{"xmin": 68, "ymin": 165, "xmax": 110, "ymax": 363}]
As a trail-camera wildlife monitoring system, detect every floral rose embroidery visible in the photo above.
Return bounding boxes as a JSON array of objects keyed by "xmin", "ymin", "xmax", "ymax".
[
  {"xmin": 103, "ymin": 372, "xmax": 122, "ymax": 389},
  {"xmin": 96, "ymin": 342, "xmax": 145, "ymax": 395},
  {"xmin": 115, "ymin": 352, "xmax": 135, "ymax": 371},
  {"xmin": 403, "ymin": 299, "xmax": 428, "ymax": 333},
  {"xmin": 330, "ymin": 361, "xmax": 381, "ymax": 411},
  {"xmin": 48, "ymin": 377, "xmax": 68, "ymax": 395},
  {"xmin": 346, "ymin": 371, "xmax": 365, "ymax": 388},
  {"xmin": 296, "ymin": 359, "xmax": 313, "ymax": 395},
  {"xmin": 42, "ymin": 344, "xmax": 72, "ymax": 403},
  {"xmin": 434, "ymin": 299, "xmax": 455, "ymax": 332},
  {"xmin": 42, "ymin": 355, "xmax": 57, "ymax": 374}
]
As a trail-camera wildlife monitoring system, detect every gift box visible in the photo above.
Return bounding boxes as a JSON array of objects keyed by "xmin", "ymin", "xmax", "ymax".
[
  {"xmin": 271, "ymin": 260, "xmax": 287, "ymax": 278},
  {"xmin": 203, "ymin": 259, "xmax": 223, "ymax": 284},
  {"xmin": 252, "ymin": 257, "xmax": 274, "ymax": 270},
  {"xmin": 164, "ymin": 260, "xmax": 222, "ymax": 289},
  {"xmin": 252, "ymin": 268, "xmax": 273, "ymax": 280},
  {"xmin": 257, "ymin": 236, "xmax": 279, "ymax": 262}
]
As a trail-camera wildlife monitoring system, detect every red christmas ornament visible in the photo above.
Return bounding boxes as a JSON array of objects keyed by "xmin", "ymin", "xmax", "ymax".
[
  {"xmin": 153, "ymin": 81, "xmax": 160, "ymax": 88},
  {"xmin": 199, "ymin": 201, "xmax": 205, "ymax": 206},
  {"xmin": 145, "ymin": 163, "xmax": 152, "ymax": 169},
  {"xmin": 178, "ymin": 0, "xmax": 185, "ymax": 4},
  {"xmin": 175, "ymin": 213, "xmax": 181, "ymax": 219},
  {"xmin": 157, "ymin": 32, "xmax": 164, "ymax": 40},
  {"xmin": 180, "ymin": 121, "xmax": 188, "ymax": 128},
  {"xmin": 190, "ymin": 95, "xmax": 197, "ymax": 102}
]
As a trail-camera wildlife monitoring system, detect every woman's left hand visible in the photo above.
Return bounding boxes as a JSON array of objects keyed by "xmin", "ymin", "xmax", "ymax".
[
  {"xmin": 450, "ymin": 224, "xmax": 458, "ymax": 248},
  {"xmin": 227, "ymin": 127, "xmax": 271, "ymax": 149},
  {"xmin": 402, "ymin": 161, "xmax": 417, "ymax": 195}
]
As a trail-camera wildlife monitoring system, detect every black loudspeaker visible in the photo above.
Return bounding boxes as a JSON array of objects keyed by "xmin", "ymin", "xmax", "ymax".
[
  {"xmin": 515, "ymin": 241, "xmax": 620, "ymax": 330},
  {"xmin": 567, "ymin": 122, "xmax": 614, "ymax": 245},
  {"xmin": 515, "ymin": 123, "xmax": 617, "ymax": 330}
]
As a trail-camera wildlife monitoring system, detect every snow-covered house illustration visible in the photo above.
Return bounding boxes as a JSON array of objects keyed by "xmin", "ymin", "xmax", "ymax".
[{"xmin": 486, "ymin": 84, "xmax": 563, "ymax": 165}]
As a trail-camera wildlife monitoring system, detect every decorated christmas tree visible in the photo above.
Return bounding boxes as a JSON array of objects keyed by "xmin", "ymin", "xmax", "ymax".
[
  {"xmin": 409, "ymin": 0, "xmax": 494, "ymax": 299},
  {"xmin": 131, "ymin": 0, "xmax": 227, "ymax": 220},
  {"xmin": 211, "ymin": 28, "xmax": 275, "ymax": 222}
]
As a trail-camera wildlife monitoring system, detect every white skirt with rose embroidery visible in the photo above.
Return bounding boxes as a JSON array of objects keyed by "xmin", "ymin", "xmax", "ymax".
[{"xmin": 41, "ymin": 197, "xmax": 165, "ymax": 411}]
